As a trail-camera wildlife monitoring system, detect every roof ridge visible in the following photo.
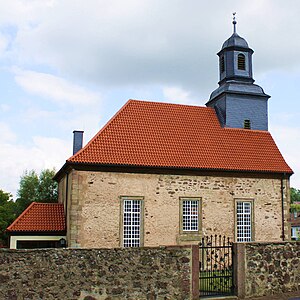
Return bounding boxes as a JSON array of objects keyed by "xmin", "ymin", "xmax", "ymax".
[
  {"xmin": 127, "ymin": 99, "xmax": 209, "ymax": 109},
  {"xmin": 33, "ymin": 202, "xmax": 63, "ymax": 205},
  {"xmin": 68, "ymin": 99, "xmax": 213, "ymax": 163},
  {"xmin": 67, "ymin": 99, "xmax": 133, "ymax": 162},
  {"xmin": 59, "ymin": 99, "xmax": 292, "ymax": 175},
  {"xmin": 6, "ymin": 202, "xmax": 66, "ymax": 232}
]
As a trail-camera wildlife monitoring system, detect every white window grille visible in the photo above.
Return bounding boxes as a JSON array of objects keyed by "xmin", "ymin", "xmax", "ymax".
[
  {"xmin": 236, "ymin": 201, "xmax": 252, "ymax": 242},
  {"xmin": 123, "ymin": 199, "xmax": 141, "ymax": 247},
  {"xmin": 182, "ymin": 200, "xmax": 199, "ymax": 231}
]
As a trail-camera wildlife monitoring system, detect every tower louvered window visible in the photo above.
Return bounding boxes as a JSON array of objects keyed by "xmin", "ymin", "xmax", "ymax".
[
  {"xmin": 220, "ymin": 56, "xmax": 225, "ymax": 73},
  {"xmin": 244, "ymin": 119, "xmax": 251, "ymax": 129},
  {"xmin": 238, "ymin": 53, "xmax": 246, "ymax": 70}
]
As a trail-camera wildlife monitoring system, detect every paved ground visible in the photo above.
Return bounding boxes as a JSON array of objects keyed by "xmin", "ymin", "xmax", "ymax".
[
  {"xmin": 249, "ymin": 291, "xmax": 300, "ymax": 300},
  {"xmin": 208, "ymin": 292, "xmax": 300, "ymax": 300}
]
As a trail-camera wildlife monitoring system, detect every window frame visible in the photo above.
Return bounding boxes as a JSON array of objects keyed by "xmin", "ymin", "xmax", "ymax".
[
  {"xmin": 120, "ymin": 196, "xmax": 144, "ymax": 248},
  {"xmin": 234, "ymin": 199, "xmax": 254, "ymax": 242},
  {"xmin": 179, "ymin": 197, "xmax": 202, "ymax": 236}
]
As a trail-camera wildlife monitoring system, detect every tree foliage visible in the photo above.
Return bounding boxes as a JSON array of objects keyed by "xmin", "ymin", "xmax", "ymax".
[
  {"xmin": 37, "ymin": 169, "xmax": 58, "ymax": 202},
  {"xmin": 0, "ymin": 168, "xmax": 58, "ymax": 246},
  {"xmin": 0, "ymin": 190, "xmax": 16, "ymax": 246},
  {"xmin": 15, "ymin": 168, "xmax": 58, "ymax": 216},
  {"xmin": 290, "ymin": 187, "xmax": 300, "ymax": 204},
  {"xmin": 291, "ymin": 203, "xmax": 300, "ymax": 212},
  {"xmin": 15, "ymin": 170, "xmax": 39, "ymax": 215}
]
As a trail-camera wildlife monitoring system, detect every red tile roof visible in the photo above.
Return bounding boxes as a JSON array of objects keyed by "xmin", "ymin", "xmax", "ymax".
[
  {"xmin": 7, "ymin": 202, "xmax": 66, "ymax": 232},
  {"xmin": 67, "ymin": 100, "xmax": 292, "ymax": 174}
]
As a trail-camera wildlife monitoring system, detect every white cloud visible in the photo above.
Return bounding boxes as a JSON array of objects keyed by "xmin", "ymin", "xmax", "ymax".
[
  {"xmin": 0, "ymin": 33, "xmax": 8, "ymax": 55},
  {"xmin": 162, "ymin": 86, "xmax": 201, "ymax": 105},
  {"xmin": 4, "ymin": 0, "xmax": 299, "ymax": 94},
  {"xmin": 56, "ymin": 112, "xmax": 102, "ymax": 141},
  {"xmin": 271, "ymin": 124, "xmax": 300, "ymax": 189},
  {"xmin": 31, "ymin": 136, "xmax": 71, "ymax": 168},
  {"xmin": 0, "ymin": 0, "xmax": 300, "ymax": 195},
  {"xmin": 0, "ymin": 104, "xmax": 10, "ymax": 112},
  {"xmin": 0, "ymin": 135, "xmax": 70, "ymax": 198},
  {"xmin": 13, "ymin": 68, "xmax": 100, "ymax": 105},
  {"xmin": 0, "ymin": 0, "xmax": 54, "ymax": 27},
  {"xmin": 0, "ymin": 122, "xmax": 16, "ymax": 142},
  {"xmin": 22, "ymin": 107, "xmax": 57, "ymax": 122}
]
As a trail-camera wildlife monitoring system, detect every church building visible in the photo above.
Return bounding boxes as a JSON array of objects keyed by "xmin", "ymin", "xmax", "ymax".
[
  {"xmin": 53, "ymin": 20, "xmax": 292, "ymax": 248},
  {"xmin": 8, "ymin": 20, "xmax": 293, "ymax": 249}
]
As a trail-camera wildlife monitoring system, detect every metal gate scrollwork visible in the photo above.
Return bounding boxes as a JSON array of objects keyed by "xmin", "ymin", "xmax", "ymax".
[{"xmin": 199, "ymin": 235, "xmax": 234, "ymax": 297}]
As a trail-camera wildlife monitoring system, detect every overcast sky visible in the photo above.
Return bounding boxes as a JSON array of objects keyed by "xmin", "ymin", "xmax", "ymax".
[{"xmin": 1, "ymin": 0, "xmax": 300, "ymax": 198}]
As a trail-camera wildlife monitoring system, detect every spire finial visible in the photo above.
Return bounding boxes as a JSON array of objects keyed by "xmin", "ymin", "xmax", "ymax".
[{"xmin": 232, "ymin": 12, "xmax": 237, "ymax": 34}]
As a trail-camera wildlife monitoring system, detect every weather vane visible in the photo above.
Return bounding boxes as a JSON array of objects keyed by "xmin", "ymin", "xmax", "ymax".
[{"xmin": 232, "ymin": 12, "xmax": 237, "ymax": 34}]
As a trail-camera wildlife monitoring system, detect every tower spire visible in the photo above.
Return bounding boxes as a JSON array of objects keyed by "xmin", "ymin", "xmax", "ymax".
[
  {"xmin": 206, "ymin": 18, "xmax": 271, "ymax": 131},
  {"xmin": 232, "ymin": 12, "xmax": 237, "ymax": 34}
]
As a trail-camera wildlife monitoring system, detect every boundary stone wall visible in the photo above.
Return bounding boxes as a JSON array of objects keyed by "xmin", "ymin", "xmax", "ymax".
[
  {"xmin": 234, "ymin": 242, "xmax": 300, "ymax": 298},
  {"xmin": 0, "ymin": 246, "xmax": 196, "ymax": 300},
  {"xmin": 2, "ymin": 243, "xmax": 299, "ymax": 299}
]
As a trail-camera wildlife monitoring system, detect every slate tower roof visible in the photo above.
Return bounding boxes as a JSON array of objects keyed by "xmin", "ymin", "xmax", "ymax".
[
  {"xmin": 206, "ymin": 17, "xmax": 270, "ymax": 131},
  {"xmin": 221, "ymin": 32, "xmax": 249, "ymax": 49}
]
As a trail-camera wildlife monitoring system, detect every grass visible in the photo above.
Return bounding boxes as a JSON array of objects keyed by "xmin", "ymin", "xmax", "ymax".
[{"xmin": 200, "ymin": 270, "xmax": 233, "ymax": 296}]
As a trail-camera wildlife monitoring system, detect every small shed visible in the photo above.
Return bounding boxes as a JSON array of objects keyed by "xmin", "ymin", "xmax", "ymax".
[{"xmin": 6, "ymin": 202, "xmax": 66, "ymax": 249}]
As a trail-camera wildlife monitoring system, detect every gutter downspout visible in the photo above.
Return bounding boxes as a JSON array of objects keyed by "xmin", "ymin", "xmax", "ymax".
[
  {"xmin": 65, "ymin": 172, "xmax": 69, "ymax": 247},
  {"xmin": 281, "ymin": 174, "xmax": 286, "ymax": 241}
]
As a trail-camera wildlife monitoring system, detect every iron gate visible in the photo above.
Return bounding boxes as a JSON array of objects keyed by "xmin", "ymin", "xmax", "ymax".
[{"xmin": 199, "ymin": 235, "xmax": 234, "ymax": 297}]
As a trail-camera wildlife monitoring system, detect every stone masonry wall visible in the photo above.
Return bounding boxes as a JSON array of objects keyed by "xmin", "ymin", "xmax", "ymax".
[
  {"xmin": 0, "ymin": 247, "xmax": 192, "ymax": 300},
  {"xmin": 244, "ymin": 242, "xmax": 300, "ymax": 298},
  {"xmin": 62, "ymin": 170, "xmax": 287, "ymax": 248}
]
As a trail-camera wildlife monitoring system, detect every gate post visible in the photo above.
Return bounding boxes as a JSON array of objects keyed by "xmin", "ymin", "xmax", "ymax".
[
  {"xmin": 233, "ymin": 243, "xmax": 246, "ymax": 299},
  {"xmin": 191, "ymin": 244, "xmax": 199, "ymax": 300}
]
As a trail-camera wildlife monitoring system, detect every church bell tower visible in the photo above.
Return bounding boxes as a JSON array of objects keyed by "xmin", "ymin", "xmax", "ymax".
[{"xmin": 206, "ymin": 14, "xmax": 270, "ymax": 130}]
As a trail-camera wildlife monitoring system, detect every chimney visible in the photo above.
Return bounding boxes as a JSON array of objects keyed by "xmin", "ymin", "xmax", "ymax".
[{"xmin": 73, "ymin": 130, "xmax": 84, "ymax": 155}]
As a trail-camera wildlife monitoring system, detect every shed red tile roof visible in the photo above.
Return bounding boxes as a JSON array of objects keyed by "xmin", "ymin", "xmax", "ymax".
[
  {"xmin": 67, "ymin": 100, "xmax": 292, "ymax": 174},
  {"xmin": 7, "ymin": 202, "xmax": 66, "ymax": 232}
]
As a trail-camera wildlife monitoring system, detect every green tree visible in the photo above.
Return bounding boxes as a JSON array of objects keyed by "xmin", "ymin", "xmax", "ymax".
[
  {"xmin": 0, "ymin": 190, "xmax": 16, "ymax": 246},
  {"xmin": 15, "ymin": 168, "xmax": 58, "ymax": 216},
  {"xmin": 15, "ymin": 170, "xmax": 39, "ymax": 216},
  {"xmin": 291, "ymin": 187, "xmax": 300, "ymax": 204},
  {"xmin": 37, "ymin": 169, "xmax": 58, "ymax": 203},
  {"xmin": 290, "ymin": 187, "xmax": 300, "ymax": 213}
]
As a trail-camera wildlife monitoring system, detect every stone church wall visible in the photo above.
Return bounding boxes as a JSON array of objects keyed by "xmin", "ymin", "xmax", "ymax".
[{"xmin": 61, "ymin": 170, "xmax": 289, "ymax": 248}]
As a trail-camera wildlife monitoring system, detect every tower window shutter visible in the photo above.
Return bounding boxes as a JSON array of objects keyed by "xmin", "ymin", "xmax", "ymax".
[
  {"xmin": 238, "ymin": 54, "xmax": 246, "ymax": 70},
  {"xmin": 220, "ymin": 56, "xmax": 225, "ymax": 73}
]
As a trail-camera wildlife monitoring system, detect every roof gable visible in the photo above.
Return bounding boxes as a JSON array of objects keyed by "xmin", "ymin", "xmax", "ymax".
[
  {"xmin": 7, "ymin": 202, "xmax": 66, "ymax": 232},
  {"xmin": 67, "ymin": 100, "xmax": 292, "ymax": 174}
]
